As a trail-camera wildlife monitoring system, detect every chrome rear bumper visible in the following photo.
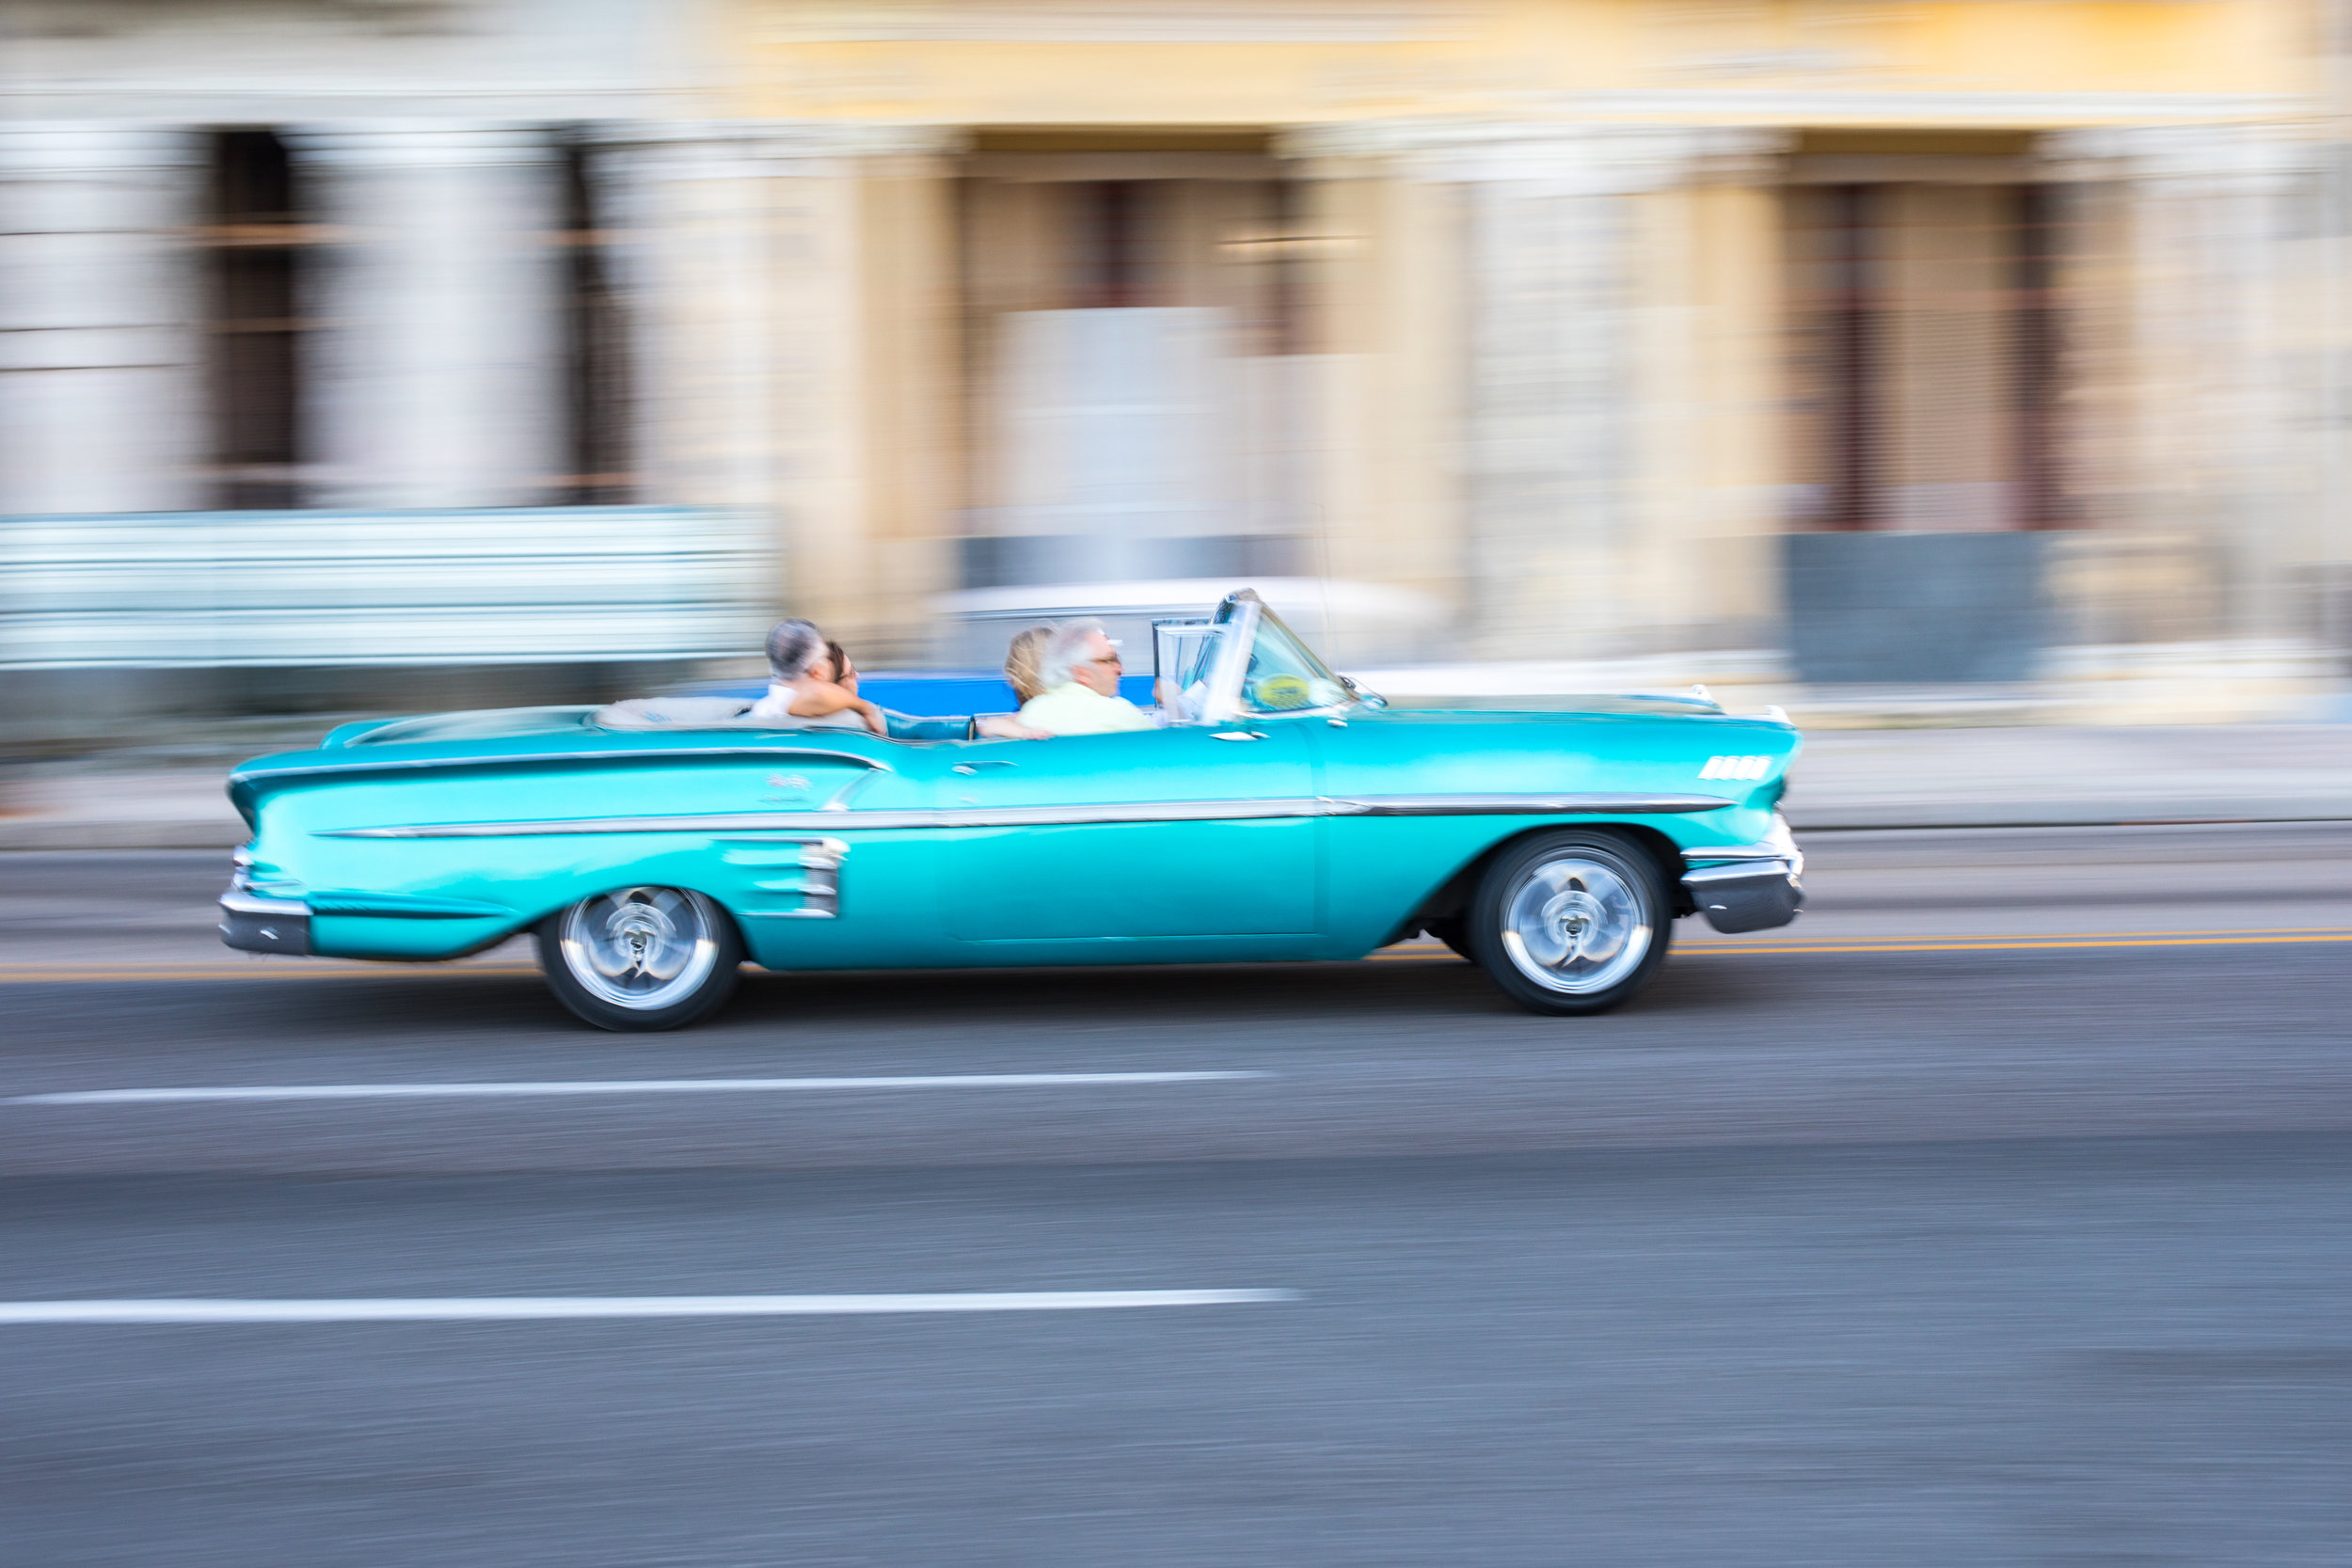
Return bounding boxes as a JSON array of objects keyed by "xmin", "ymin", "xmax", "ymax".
[
  {"xmin": 1680, "ymin": 819, "xmax": 1804, "ymax": 935},
  {"xmin": 219, "ymin": 859, "xmax": 310, "ymax": 956}
]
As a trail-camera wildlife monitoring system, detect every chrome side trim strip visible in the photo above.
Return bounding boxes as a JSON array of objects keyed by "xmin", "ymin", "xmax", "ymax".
[
  {"xmin": 303, "ymin": 893, "xmax": 514, "ymax": 920},
  {"xmin": 316, "ymin": 793, "xmax": 1730, "ymax": 840},
  {"xmin": 1331, "ymin": 794, "xmax": 1728, "ymax": 817},
  {"xmin": 317, "ymin": 800, "xmax": 1326, "ymax": 837},
  {"xmin": 234, "ymin": 745, "xmax": 891, "ymax": 789}
]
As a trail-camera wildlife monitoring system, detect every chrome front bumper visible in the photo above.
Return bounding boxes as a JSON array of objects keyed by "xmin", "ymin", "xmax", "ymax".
[
  {"xmin": 1680, "ymin": 818, "xmax": 1804, "ymax": 935},
  {"xmin": 219, "ymin": 856, "xmax": 310, "ymax": 955}
]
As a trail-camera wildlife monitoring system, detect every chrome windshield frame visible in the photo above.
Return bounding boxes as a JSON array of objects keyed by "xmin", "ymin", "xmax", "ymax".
[
  {"xmin": 1161, "ymin": 589, "xmax": 1374, "ymax": 725},
  {"xmin": 1225, "ymin": 590, "xmax": 1370, "ymax": 721}
]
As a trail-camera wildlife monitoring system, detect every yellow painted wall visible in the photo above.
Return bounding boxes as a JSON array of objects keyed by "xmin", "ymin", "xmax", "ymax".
[
  {"xmin": 714, "ymin": 1, "xmax": 2320, "ymax": 655},
  {"xmin": 851, "ymin": 158, "xmax": 960, "ymax": 658},
  {"xmin": 1305, "ymin": 166, "xmax": 1468, "ymax": 607},
  {"xmin": 727, "ymin": 0, "xmax": 2304, "ymax": 126}
]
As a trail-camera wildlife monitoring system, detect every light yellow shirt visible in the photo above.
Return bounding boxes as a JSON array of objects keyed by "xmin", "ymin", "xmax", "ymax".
[{"xmin": 1018, "ymin": 681, "xmax": 1154, "ymax": 736}]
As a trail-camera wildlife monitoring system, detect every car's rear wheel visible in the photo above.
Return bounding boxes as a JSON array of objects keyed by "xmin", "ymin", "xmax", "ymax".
[
  {"xmin": 1465, "ymin": 831, "xmax": 1671, "ymax": 1016},
  {"xmin": 536, "ymin": 886, "xmax": 742, "ymax": 1032}
]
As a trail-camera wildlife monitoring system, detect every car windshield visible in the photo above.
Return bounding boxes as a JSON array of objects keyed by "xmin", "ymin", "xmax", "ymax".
[{"xmin": 1233, "ymin": 603, "xmax": 1353, "ymax": 716}]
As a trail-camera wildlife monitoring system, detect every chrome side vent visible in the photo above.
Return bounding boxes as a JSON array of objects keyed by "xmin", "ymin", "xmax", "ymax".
[{"xmin": 720, "ymin": 836, "xmax": 849, "ymax": 920}]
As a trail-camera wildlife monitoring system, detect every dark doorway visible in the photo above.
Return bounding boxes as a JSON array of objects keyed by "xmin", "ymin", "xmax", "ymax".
[
  {"xmin": 1783, "ymin": 151, "xmax": 2066, "ymax": 680},
  {"xmin": 203, "ymin": 129, "xmax": 304, "ymax": 509},
  {"xmin": 1790, "ymin": 174, "xmax": 2065, "ymax": 533},
  {"xmin": 556, "ymin": 133, "xmax": 633, "ymax": 503},
  {"xmin": 1075, "ymin": 180, "xmax": 1151, "ymax": 308}
]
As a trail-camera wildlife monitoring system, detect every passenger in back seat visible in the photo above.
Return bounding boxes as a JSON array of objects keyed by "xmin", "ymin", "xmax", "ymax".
[
  {"xmin": 749, "ymin": 619, "xmax": 886, "ymax": 734},
  {"xmin": 747, "ymin": 620, "xmax": 1047, "ymax": 741}
]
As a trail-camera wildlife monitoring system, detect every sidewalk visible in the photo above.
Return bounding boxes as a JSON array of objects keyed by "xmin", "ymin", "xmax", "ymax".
[
  {"xmin": 1352, "ymin": 639, "xmax": 2349, "ymax": 729},
  {"xmin": 1781, "ymin": 725, "xmax": 2352, "ymax": 830},
  {"xmin": 7, "ymin": 724, "xmax": 2352, "ymax": 850}
]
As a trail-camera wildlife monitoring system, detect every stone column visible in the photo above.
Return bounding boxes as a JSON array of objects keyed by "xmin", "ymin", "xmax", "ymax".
[
  {"xmin": 288, "ymin": 124, "xmax": 564, "ymax": 509},
  {"xmin": 585, "ymin": 125, "xmax": 800, "ymax": 515},
  {"xmin": 0, "ymin": 125, "xmax": 207, "ymax": 515},
  {"xmin": 588, "ymin": 122, "xmax": 958, "ymax": 651},
  {"xmin": 1268, "ymin": 132, "xmax": 1469, "ymax": 650},
  {"xmin": 2049, "ymin": 125, "xmax": 2314, "ymax": 639},
  {"xmin": 1469, "ymin": 129, "xmax": 1787, "ymax": 659},
  {"xmin": 1329, "ymin": 125, "xmax": 1761, "ymax": 658},
  {"xmin": 2325, "ymin": 5, "xmax": 2352, "ymax": 650}
]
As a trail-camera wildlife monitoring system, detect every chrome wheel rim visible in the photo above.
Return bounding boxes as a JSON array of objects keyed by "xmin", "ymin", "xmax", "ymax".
[
  {"xmin": 1498, "ymin": 855, "xmax": 1651, "ymax": 995},
  {"xmin": 558, "ymin": 887, "xmax": 723, "ymax": 1010}
]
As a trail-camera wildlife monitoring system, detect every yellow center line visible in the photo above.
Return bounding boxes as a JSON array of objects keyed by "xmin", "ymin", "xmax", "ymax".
[
  {"xmin": 1372, "ymin": 929, "xmax": 2352, "ymax": 959},
  {"xmin": 1685, "ymin": 931, "xmax": 2352, "ymax": 957},
  {"xmin": 0, "ymin": 965, "xmax": 543, "ymax": 984},
  {"xmin": 5, "ymin": 927, "xmax": 2350, "ymax": 984}
]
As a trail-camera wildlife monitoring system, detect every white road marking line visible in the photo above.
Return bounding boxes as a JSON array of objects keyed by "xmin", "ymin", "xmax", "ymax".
[
  {"xmin": 5, "ymin": 1070, "xmax": 1271, "ymax": 1107},
  {"xmin": 0, "ymin": 1291, "xmax": 1298, "ymax": 1324}
]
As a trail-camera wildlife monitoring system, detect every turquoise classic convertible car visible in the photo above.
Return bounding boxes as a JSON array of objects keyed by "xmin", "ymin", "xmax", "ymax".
[{"xmin": 220, "ymin": 591, "xmax": 1803, "ymax": 1029}]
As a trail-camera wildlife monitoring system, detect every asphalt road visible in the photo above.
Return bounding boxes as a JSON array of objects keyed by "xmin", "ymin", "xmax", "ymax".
[{"xmin": 3, "ymin": 827, "xmax": 2350, "ymax": 1565}]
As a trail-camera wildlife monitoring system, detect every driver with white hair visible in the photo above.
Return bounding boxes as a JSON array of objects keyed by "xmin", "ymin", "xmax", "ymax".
[{"xmin": 1017, "ymin": 619, "xmax": 1155, "ymax": 736}]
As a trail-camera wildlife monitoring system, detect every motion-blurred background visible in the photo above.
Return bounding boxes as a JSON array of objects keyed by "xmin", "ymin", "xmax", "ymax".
[
  {"xmin": 5, "ymin": 0, "xmax": 2351, "ymax": 768},
  {"xmin": 12, "ymin": 13, "xmax": 2352, "ymax": 1561}
]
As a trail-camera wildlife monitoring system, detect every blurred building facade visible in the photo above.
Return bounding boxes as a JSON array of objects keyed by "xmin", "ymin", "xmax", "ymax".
[{"xmin": 1, "ymin": 0, "xmax": 2344, "ymax": 697}]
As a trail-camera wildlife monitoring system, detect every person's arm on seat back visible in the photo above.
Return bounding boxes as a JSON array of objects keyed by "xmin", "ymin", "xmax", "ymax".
[{"xmin": 787, "ymin": 679, "xmax": 885, "ymax": 736}]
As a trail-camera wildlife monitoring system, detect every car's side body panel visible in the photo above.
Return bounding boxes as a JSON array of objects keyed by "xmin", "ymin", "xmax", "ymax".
[{"xmin": 931, "ymin": 723, "xmax": 1320, "ymax": 945}]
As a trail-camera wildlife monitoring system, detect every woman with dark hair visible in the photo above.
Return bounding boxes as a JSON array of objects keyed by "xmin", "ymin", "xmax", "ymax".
[{"xmin": 748, "ymin": 619, "xmax": 886, "ymax": 734}]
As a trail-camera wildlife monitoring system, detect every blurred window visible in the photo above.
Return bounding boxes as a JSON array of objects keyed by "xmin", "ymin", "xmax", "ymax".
[
  {"xmin": 955, "ymin": 151, "xmax": 1319, "ymax": 589},
  {"xmin": 556, "ymin": 133, "xmax": 634, "ymax": 503},
  {"xmin": 1784, "ymin": 153, "xmax": 2066, "ymax": 533},
  {"xmin": 1077, "ymin": 180, "xmax": 1150, "ymax": 308},
  {"xmin": 200, "ymin": 130, "xmax": 309, "ymax": 509}
]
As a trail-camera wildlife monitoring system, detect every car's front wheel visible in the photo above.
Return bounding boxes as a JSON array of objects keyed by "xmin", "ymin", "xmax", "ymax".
[
  {"xmin": 1465, "ymin": 831, "xmax": 1671, "ymax": 1016},
  {"xmin": 536, "ymin": 886, "xmax": 743, "ymax": 1032}
]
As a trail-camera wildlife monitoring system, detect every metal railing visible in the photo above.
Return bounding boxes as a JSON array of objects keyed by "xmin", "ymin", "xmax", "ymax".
[{"xmin": 0, "ymin": 507, "xmax": 771, "ymax": 669}]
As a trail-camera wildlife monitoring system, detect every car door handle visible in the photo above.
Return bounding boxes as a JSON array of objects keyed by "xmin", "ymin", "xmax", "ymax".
[
  {"xmin": 1211, "ymin": 731, "xmax": 1268, "ymax": 742},
  {"xmin": 951, "ymin": 760, "xmax": 1020, "ymax": 774}
]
